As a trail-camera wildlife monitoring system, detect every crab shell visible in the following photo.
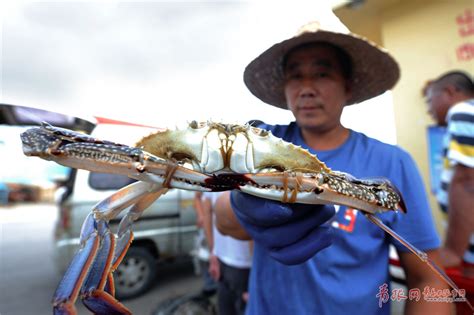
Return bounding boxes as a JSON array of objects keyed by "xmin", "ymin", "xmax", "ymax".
[
  {"xmin": 135, "ymin": 121, "xmax": 330, "ymax": 174},
  {"xmin": 135, "ymin": 121, "xmax": 404, "ymax": 213}
]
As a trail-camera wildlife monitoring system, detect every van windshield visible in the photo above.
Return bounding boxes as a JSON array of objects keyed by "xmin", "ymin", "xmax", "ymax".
[{"xmin": 89, "ymin": 172, "xmax": 136, "ymax": 190}]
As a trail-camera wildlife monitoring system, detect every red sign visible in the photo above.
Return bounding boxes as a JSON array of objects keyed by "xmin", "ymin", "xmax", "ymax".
[
  {"xmin": 457, "ymin": 8, "xmax": 474, "ymax": 37},
  {"xmin": 455, "ymin": 8, "xmax": 474, "ymax": 61}
]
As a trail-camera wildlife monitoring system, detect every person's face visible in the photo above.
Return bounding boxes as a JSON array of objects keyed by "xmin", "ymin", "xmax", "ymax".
[
  {"xmin": 283, "ymin": 44, "xmax": 352, "ymax": 132},
  {"xmin": 425, "ymin": 84, "xmax": 451, "ymax": 126}
]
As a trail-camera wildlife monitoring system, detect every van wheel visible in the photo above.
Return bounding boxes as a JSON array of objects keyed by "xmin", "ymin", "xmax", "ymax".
[{"xmin": 114, "ymin": 246, "xmax": 157, "ymax": 300}]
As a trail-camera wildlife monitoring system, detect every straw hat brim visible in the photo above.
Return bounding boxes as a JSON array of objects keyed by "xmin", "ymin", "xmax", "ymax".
[{"xmin": 243, "ymin": 31, "xmax": 400, "ymax": 109}]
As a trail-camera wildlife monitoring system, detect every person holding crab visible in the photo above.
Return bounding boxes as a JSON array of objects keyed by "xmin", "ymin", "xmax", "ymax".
[{"xmin": 215, "ymin": 17, "xmax": 451, "ymax": 315}]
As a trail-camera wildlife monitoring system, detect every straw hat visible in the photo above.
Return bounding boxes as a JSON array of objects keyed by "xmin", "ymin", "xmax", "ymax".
[{"xmin": 243, "ymin": 20, "xmax": 400, "ymax": 109}]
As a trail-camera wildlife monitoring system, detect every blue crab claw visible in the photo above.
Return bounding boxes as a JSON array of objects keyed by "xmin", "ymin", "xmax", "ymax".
[
  {"xmin": 52, "ymin": 214, "xmax": 131, "ymax": 315},
  {"xmin": 51, "ymin": 180, "xmax": 166, "ymax": 315},
  {"xmin": 333, "ymin": 175, "xmax": 407, "ymax": 213},
  {"xmin": 236, "ymin": 172, "xmax": 405, "ymax": 215}
]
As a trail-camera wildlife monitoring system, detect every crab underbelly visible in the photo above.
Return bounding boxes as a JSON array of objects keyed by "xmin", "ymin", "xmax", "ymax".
[
  {"xmin": 239, "ymin": 184, "xmax": 387, "ymax": 214},
  {"xmin": 50, "ymin": 155, "xmax": 138, "ymax": 175}
]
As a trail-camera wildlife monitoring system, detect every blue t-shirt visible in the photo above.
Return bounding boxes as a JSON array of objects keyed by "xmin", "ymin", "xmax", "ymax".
[{"xmin": 245, "ymin": 122, "xmax": 440, "ymax": 315}]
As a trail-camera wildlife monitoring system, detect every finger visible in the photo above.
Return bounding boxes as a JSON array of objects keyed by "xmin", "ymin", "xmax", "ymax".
[
  {"xmin": 269, "ymin": 226, "xmax": 333, "ymax": 265},
  {"xmin": 231, "ymin": 191, "xmax": 295, "ymax": 226},
  {"xmin": 290, "ymin": 204, "xmax": 335, "ymax": 223},
  {"xmin": 258, "ymin": 206, "xmax": 335, "ymax": 248}
]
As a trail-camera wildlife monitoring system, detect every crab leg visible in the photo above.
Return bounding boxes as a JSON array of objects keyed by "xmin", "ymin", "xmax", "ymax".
[
  {"xmin": 53, "ymin": 213, "xmax": 101, "ymax": 314},
  {"xmin": 102, "ymin": 189, "xmax": 169, "ymax": 299},
  {"xmin": 53, "ymin": 213, "xmax": 131, "ymax": 314},
  {"xmin": 81, "ymin": 188, "xmax": 167, "ymax": 315},
  {"xmin": 239, "ymin": 172, "xmax": 405, "ymax": 214},
  {"xmin": 52, "ymin": 181, "xmax": 165, "ymax": 315},
  {"xmin": 113, "ymin": 188, "xmax": 169, "ymax": 268},
  {"xmin": 79, "ymin": 219, "xmax": 131, "ymax": 315},
  {"xmin": 365, "ymin": 214, "xmax": 474, "ymax": 312},
  {"xmin": 92, "ymin": 182, "xmax": 163, "ymax": 220}
]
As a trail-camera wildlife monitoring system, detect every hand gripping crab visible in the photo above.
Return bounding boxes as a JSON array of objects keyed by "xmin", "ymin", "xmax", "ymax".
[{"xmin": 21, "ymin": 121, "xmax": 471, "ymax": 314}]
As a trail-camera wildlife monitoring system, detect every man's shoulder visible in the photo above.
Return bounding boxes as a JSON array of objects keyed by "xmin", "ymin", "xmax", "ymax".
[
  {"xmin": 447, "ymin": 99, "xmax": 474, "ymax": 137},
  {"xmin": 449, "ymin": 98, "xmax": 474, "ymax": 120}
]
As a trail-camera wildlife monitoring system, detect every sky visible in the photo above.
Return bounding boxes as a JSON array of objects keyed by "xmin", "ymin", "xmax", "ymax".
[{"xmin": 0, "ymin": 0, "xmax": 398, "ymax": 144}]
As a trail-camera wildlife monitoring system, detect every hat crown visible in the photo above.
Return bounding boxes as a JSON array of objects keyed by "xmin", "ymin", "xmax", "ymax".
[
  {"xmin": 296, "ymin": 17, "xmax": 350, "ymax": 37},
  {"xmin": 297, "ymin": 21, "xmax": 322, "ymax": 35}
]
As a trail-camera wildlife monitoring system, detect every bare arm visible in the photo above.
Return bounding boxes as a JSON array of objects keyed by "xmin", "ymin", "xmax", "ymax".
[
  {"xmin": 398, "ymin": 250, "xmax": 453, "ymax": 315},
  {"xmin": 214, "ymin": 191, "xmax": 251, "ymax": 240},
  {"xmin": 201, "ymin": 197, "xmax": 214, "ymax": 251},
  {"xmin": 193, "ymin": 192, "xmax": 214, "ymax": 249},
  {"xmin": 193, "ymin": 192, "xmax": 205, "ymax": 228},
  {"xmin": 443, "ymin": 163, "xmax": 474, "ymax": 265}
]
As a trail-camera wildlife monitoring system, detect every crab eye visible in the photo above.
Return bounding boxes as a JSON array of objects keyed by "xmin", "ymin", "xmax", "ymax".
[
  {"xmin": 251, "ymin": 127, "xmax": 268, "ymax": 137},
  {"xmin": 258, "ymin": 165, "xmax": 286, "ymax": 172},
  {"xmin": 189, "ymin": 121, "xmax": 200, "ymax": 129},
  {"xmin": 169, "ymin": 152, "xmax": 196, "ymax": 164},
  {"xmin": 189, "ymin": 121, "xmax": 207, "ymax": 129}
]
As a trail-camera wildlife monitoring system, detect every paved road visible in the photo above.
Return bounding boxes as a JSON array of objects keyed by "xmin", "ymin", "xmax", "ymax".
[{"xmin": 0, "ymin": 203, "xmax": 202, "ymax": 315}]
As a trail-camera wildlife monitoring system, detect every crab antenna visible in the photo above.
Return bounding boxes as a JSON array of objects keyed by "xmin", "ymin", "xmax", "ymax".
[
  {"xmin": 364, "ymin": 213, "xmax": 473, "ymax": 312},
  {"xmin": 40, "ymin": 121, "xmax": 53, "ymax": 127}
]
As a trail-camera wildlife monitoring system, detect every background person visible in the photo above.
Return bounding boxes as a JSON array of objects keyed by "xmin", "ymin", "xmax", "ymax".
[
  {"xmin": 202, "ymin": 191, "xmax": 252, "ymax": 315},
  {"xmin": 193, "ymin": 191, "xmax": 217, "ymax": 295},
  {"xmin": 423, "ymin": 71, "xmax": 474, "ymax": 271},
  {"xmin": 215, "ymin": 18, "xmax": 450, "ymax": 315}
]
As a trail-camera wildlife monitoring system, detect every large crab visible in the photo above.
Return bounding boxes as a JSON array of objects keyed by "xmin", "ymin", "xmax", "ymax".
[{"xmin": 20, "ymin": 121, "xmax": 469, "ymax": 314}]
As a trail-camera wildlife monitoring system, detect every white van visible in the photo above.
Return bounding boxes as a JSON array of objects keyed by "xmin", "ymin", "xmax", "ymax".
[{"xmin": 53, "ymin": 122, "xmax": 198, "ymax": 299}]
